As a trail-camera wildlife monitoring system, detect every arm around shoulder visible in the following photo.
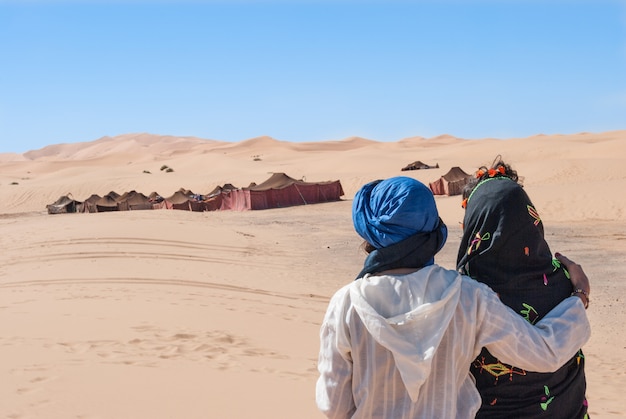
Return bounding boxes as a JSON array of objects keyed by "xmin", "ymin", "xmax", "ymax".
[{"xmin": 476, "ymin": 282, "xmax": 590, "ymax": 373}]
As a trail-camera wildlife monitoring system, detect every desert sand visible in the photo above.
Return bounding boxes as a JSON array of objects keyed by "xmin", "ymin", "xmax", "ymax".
[{"xmin": 1, "ymin": 131, "xmax": 625, "ymax": 418}]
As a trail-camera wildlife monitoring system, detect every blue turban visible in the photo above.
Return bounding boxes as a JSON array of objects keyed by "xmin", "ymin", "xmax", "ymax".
[{"xmin": 353, "ymin": 176, "xmax": 446, "ymax": 249}]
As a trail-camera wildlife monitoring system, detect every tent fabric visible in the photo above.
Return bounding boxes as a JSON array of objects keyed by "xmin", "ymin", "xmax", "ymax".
[
  {"xmin": 207, "ymin": 186, "xmax": 223, "ymax": 197},
  {"xmin": 401, "ymin": 161, "xmax": 439, "ymax": 171},
  {"xmin": 429, "ymin": 167, "xmax": 472, "ymax": 196},
  {"xmin": 207, "ymin": 184, "xmax": 239, "ymax": 199},
  {"xmin": 148, "ymin": 191, "xmax": 163, "ymax": 201},
  {"xmin": 94, "ymin": 193, "xmax": 120, "ymax": 212},
  {"xmin": 247, "ymin": 173, "xmax": 302, "ymax": 191},
  {"xmin": 219, "ymin": 189, "xmax": 252, "ymax": 211},
  {"xmin": 105, "ymin": 191, "xmax": 121, "ymax": 201},
  {"xmin": 160, "ymin": 190, "xmax": 206, "ymax": 211},
  {"xmin": 222, "ymin": 183, "xmax": 238, "ymax": 191},
  {"xmin": 221, "ymin": 173, "xmax": 344, "ymax": 211},
  {"xmin": 84, "ymin": 194, "xmax": 102, "ymax": 203},
  {"xmin": 81, "ymin": 194, "xmax": 102, "ymax": 213},
  {"xmin": 177, "ymin": 187, "xmax": 194, "ymax": 196},
  {"xmin": 164, "ymin": 191, "xmax": 194, "ymax": 206},
  {"xmin": 118, "ymin": 191, "xmax": 153, "ymax": 211},
  {"xmin": 203, "ymin": 194, "xmax": 223, "ymax": 211},
  {"xmin": 47, "ymin": 195, "xmax": 82, "ymax": 214}
]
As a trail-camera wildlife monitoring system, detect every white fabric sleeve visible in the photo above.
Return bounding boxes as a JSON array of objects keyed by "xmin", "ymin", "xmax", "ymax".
[
  {"xmin": 316, "ymin": 287, "xmax": 355, "ymax": 419},
  {"xmin": 475, "ymin": 282, "xmax": 591, "ymax": 372}
]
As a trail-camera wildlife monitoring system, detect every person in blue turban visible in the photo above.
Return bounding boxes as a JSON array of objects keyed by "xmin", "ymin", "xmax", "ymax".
[{"xmin": 316, "ymin": 176, "xmax": 592, "ymax": 419}]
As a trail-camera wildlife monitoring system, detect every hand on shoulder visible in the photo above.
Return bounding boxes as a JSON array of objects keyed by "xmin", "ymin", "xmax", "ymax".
[{"xmin": 556, "ymin": 252, "xmax": 590, "ymax": 309}]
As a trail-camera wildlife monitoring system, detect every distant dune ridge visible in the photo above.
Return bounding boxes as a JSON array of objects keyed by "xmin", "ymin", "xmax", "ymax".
[
  {"xmin": 1, "ymin": 130, "xmax": 625, "ymax": 221},
  {"xmin": 1, "ymin": 130, "xmax": 625, "ymax": 418}
]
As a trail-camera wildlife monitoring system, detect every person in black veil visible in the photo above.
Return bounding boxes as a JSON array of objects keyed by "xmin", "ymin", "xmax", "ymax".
[{"xmin": 457, "ymin": 158, "xmax": 590, "ymax": 418}]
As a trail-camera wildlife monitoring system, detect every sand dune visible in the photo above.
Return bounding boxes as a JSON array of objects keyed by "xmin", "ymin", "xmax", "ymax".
[
  {"xmin": 2, "ymin": 130, "xmax": 626, "ymax": 222},
  {"xmin": 1, "ymin": 131, "xmax": 625, "ymax": 418}
]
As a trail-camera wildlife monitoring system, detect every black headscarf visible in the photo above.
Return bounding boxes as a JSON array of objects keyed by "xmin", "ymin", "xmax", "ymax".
[
  {"xmin": 457, "ymin": 176, "xmax": 588, "ymax": 418},
  {"xmin": 356, "ymin": 218, "xmax": 447, "ymax": 280}
]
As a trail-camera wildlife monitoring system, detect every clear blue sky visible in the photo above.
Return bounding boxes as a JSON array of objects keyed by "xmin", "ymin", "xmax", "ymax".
[{"xmin": 1, "ymin": 0, "xmax": 625, "ymax": 153}]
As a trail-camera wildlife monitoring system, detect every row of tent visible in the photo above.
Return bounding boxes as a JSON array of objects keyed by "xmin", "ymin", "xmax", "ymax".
[
  {"xmin": 46, "ymin": 168, "xmax": 472, "ymax": 215},
  {"xmin": 47, "ymin": 173, "xmax": 345, "ymax": 214}
]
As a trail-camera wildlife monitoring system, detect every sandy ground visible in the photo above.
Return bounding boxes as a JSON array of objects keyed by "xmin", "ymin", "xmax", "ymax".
[{"xmin": 1, "ymin": 131, "xmax": 625, "ymax": 418}]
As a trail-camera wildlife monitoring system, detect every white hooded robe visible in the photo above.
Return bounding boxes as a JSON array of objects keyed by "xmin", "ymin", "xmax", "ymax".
[{"xmin": 316, "ymin": 265, "xmax": 590, "ymax": 419}]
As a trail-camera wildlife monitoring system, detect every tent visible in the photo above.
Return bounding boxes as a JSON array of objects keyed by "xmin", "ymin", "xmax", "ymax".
[
  {"xmin": 220, "ymin": 173, "xmax": 344, "ymax": 211},
  {"xmin": 105, "ymin": 191, "xmax": 121, "ymax": 201},
  {"xmin": 203, "ymin": 193, "xmax": 224, "ymax": 211},
  {"xmin": 159, "ymin": 191, "xmax": 193, "ymax": 210},
  {"xmin": 117, "ymin": 190, "xmax": 153, "ymax": 211},
  {"xmin": 202, "ymin": 184, "xmax": 241, "ymax": 211},
  {"xmin": 158, "ymin": 190, "xmax": 204, "ymax": 211},
  {"xmin": 94, "ymin": 193, "xmax": 121, "ymax": 212},
  {"xmin": 401, "ymin": 161, "xmax": 439, "ymax": 171},
  {"xmin": 429, "ymin": 167, "xmax": 472, "ymax": 196},
  {"xmin": 46, "ymin": 194, "xmax": 82, "ymax": 214},
  {"xmin": 81, "ymin": 194, "xmax": 102, "ymax": 213},
  {"xmin": 206, "ymin": 183, "xmax": 238, "ymax": 198}
]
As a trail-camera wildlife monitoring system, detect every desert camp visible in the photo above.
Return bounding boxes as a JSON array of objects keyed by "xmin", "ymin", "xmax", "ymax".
[
  {"xmin": 3, "ymin": 130, "xmax": 626, "ymax": 419},
  {"xmin": 46, "ymin": 172, "xmax": 344, "ymax": 214}
]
